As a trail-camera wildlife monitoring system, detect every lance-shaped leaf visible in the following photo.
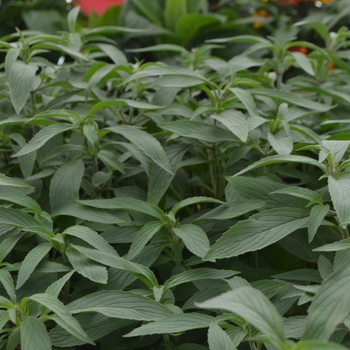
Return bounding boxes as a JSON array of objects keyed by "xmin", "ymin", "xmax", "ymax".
[
  {"xmin": 106, "ymin": 125, "xmax": 173, "ymax": 174},
  {"xmin": 20, "ymin": 317, "xmax": 51, "ymax": 350},
  {"xmin": 52, "ymin": 203, "xmax": 124, "ymax": 224},
  {"xmin": 8, "ymin": 61, "xmax": 37, "ymax": 114},
  {"xmin": 171, "ymin": 197, "xmax": 224, "ymax": 215},
  {"xmin": 303, "ymin": 263, "xmax": 350, "ymax": 341},
  {"xmin": 211, "ymin": 111, "xmax": 248, "ymax": 142},
  {"xmin": 204, "ymin": 208, "xmax": 309, "ymax": 260},
  {"xmin": 125, "ymin": 313, "xmax": 214, "ymax": 337},
  {"xmin": 160, "ymin": 120, "xmax": 236, "ymax": 142},
  {"xmin": 50, "ymin": 159, "xmax": 84, "ymax": 212},
  {"xmin": 197, "ymin": 287, "xmax": 287, "ymax": 348},
  {"xmin": 0, "ymin": 269, "xmax": 15, "ymax": 299},
  {"xmin": 328, "ymin": 173, "xmax": 350, "ymax": 227},
  {"xmin": 195, "ymin": 200, "xmax": 266, "ymax": 222},
  {"xmin": 67, "ymin": 290, "xmax": 173, "ymax": 321},
  {"xmin": 163, "ymin": 268, "xmax": 238, "ymax": 291},
  {"xmin": 63, "ymin": 225, "xmax": 117, "ymax": 255},
  {"xmin": 71, "ymin": 244, "xmax": 158, "ymax": 288},
  {"xmin": 208, "ymin": 322, "xmax": 236, "ymax": 350},
  {"xmin": 267, "ymin": 130, "xmax": 293, "ymax": 155},
  {"xmin": 292, "ymin": 341, "xmax": 348, "ymax": 350},
  {"xmin": 13, "ymin": 123, "xmax": 75, "ymax": 157},
  {"xmin": 250, "ymin": 89, "xmax": 331, "ymax": 112},
  {"xmin": 0, "ymin": 174, "xmax": 33, "ymax": 189},
  {"xmin": 308, "ymin": 205, "xmax": 329, "ymax": 242},
  {"xmin": 230, "ymin": 87, "xmax": 260, "ymax": 119},
  {"xmin": 28, "ymin": 293, "xmax": 94, "ymax": 345},
  {"xmin": 45, "ymin": 270, "xmax": 75, "ymax": 297},
  {"xmin": 0, "ymin": 208, "xmax": 40, "ymax": 228},
  {"xmin": 232, "ymin": 155, "xmax": 326, "ymax": 178},
  {"xmin": 290, "ymin": 52, "xmax": 315, "ymax": 76},
  {"xmin": 0, "ymin": 194, "xmax": 41, "ymax": 212},
  {"xmin": 173, "ymin": 224, "xmax": 210, "ymax": 259},
  {"xmin": 127, "ymin": 221, "xmax": 165, "ymax": 260},
  {"xmin": 88, "ymin": 100, "xmax": 163, "ymax": 117},
  {"xmin": 313, "ymin": 238, "xmax": 350, "ymax": 252},
  {"xmin": 78, "ymin": 197, "xmax": 166, "ymax": 221},
  {"xmin": 65, "ymin": 247, "xmax": 108, "ymax": 284},
  {"xmin": 16, "ymin": 242, "xmax": 52, "ymax": 289}
]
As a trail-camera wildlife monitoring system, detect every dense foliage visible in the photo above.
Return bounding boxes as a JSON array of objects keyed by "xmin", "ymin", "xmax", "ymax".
[{"xmin": 1, "ymin": 0, "xmax": 350, "ymax": 349}]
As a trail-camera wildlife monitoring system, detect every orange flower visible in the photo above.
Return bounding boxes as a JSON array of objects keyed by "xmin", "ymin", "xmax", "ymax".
[
  {"xmin": 289, "ymin": 46, "xmax": 308, "ymax": 54},
  {"xmin": 252, "ymin": 10, "xmax": 268, "ymax": 28},
  {"xmin": 329, "ymin": 62, "xmax": 335, "ymax": 70}
]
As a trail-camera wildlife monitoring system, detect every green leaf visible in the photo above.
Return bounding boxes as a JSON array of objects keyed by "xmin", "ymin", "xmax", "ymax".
[
  {"xmin": 50, "ymin": 159, "xmax": 84, "ymax": 212},
  {"xmin": 267, "ymin": 130, "xmax": 293, "ymax": 155},
  {"xmin": 195, "ymin": 200, "xmax": 265, "ymax": 222},
  {"xmin": 8, "ymin": 61, "xmax": 37, "ymax": 114},
  {"xmin": 45, "ymin": 270, "xmax": 75, "ymax": 297},
  {"xmin": 52, "ymin": 203, "xmax": 124, "ymax": 224},
  {"xmin": 232, "ymin": 155, "xmax": 326, "ymax": 177},
  {"xmin": 106, "ymin": 126, "xmax": 174, "ymax": 175},
  {"xmin": 308, "ymin": 205, "xmax": 329, "ymax": 242},
  {"xmin": 175, "ymin": 14, "xmax": 220, "ymax": 47},
  {"xmin": 208, "ymin": 322, "xmax": 236, "ymax": 350},
  {"xmin": 160, "ymin": 121, "xmax": 237, "ymax": 142},
  {"xmin": 0, "ymin": 208, "xmax": 39, "ymax": 229},
  {"xmin": 173, "ymin": 224, "xmax": 210, "ymax": 259},
  {"xmin": 303, "ymin": 263, "xmax": 350, "ymax": 341},
  {"xmin": 13, "ymin": 123, "xmax": 75, "ymax": 157},
  {"xmin": 171, "ymin": 197, "xmax": 224, "ymax": 216},
  {"xmin": 197, "ymin": 287, "xmax": 287, "ymax": 348},
  {"xmin": 251, "ymin": 89, "xmax": 331, "ymax": 112},
  {"xmin": 28, "ymin": 293, "xmax": 93, "ymax": 345},
  {"xmin": 163, "ymin": 268, "xmax": 238, "ymax": 291},
  {"xmin": 125, "ymin": 313, "xmax": 214, "ymax": 337},
  {"xmin": 164, "ymin": 0, "xmax": 187, "ymax": 31},
  {"xmin": 0, "ymin": 194, "xmax": 41, "ymax": 212},
  {"xmin": 314, "ymin": 238, "xmax": 350, "ymax": 252},
  {"xmin": 97, "ymin": 150, "xmax": 125, "ymax": 174},
  {"xmin": 20, "ymin": 317, "xmax": 51, "ymax": 350},
  {"xmin": 63, "ymin": 225, "xmax": 117, "ymax": 255},
  {"xmin": 78, "ymin": 197, "xmax": 165, "ymax": 221},
  {"xmin": 67, "ymin": 290, "xmax": 173, "ymax": 321},
  {"xmin": 7, "ymin": 328, "xmax": 21, "ymax": 350},
  {"xmin": 272, "ymin": 269, "xmax": 322, "ymax": 283},
  {"xmin": 65, "ymin": 248, "xmax": 107, "ymax": 284},
  {"xmin": 318, "ymin": 255, "xmax": 333, "ymax": 280},
  {"xmin": 230, "ymin": 88, "xmax": 260, "ymax": 119},
  {"xmin": 292, "ymin": 340, "xmax": 348, "ymax": 350},
  {"xmin": 0, "ymin": 234, "xmax": 24, "ymax": 263},
  {"xmin": 88, "ymin": 100, "xmax": 162, "ymax": 118},
  {"xmin": 0, "ymin": 269, "xmax": 15, "ymax": 299},
  {"xmin": 67, "ymin": 6, "xmax": 80, "ymax": 32},
  {"xmin": 290, "ymin": 52, "xmax": 315, "ymax": 76},
  {"xmin": 147, "ymin": 144, "xmax": 187, "ymax": 205},
  {"xmin": 328, "ymin": 173, "xmax": 350, "ymax": 227},
  {"xmin": 71, "ymin": 244, "xmax": 159, "ymax": 288},
  {"xmin": 205, "ymin": 208, "xmax": 309, "ymax": 260},
  {"xmin": 270, "ymin": 187, "xmax": 319, "ymax": 202},
  {"xmin": 127, "ymin": 221, "xmax": 165, "ymax": 260},
  {"xmin": 16, "ymin": 242, "xmax": 52, "ymax": 289},
  {"xmin": 0, "ymin": 174, "xmax": 33, "ymax": 189},
  {"xmin": 212, "ymin": 111, "xmax": 248, "ymax": 142}
]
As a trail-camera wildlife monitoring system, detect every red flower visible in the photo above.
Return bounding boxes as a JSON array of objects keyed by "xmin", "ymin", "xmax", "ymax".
[
  {"xmin": 76, "ymin": 0, "xmax": 124, "ymax": 16},
  {"xmin": 289, "ymin": 46, "xmax": 308, "ymax": 54}
]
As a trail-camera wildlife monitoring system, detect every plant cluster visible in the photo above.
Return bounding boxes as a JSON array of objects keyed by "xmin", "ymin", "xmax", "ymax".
[{"xmin": 1, "ymin": 0, "xmax": 350, "ymax": 349}]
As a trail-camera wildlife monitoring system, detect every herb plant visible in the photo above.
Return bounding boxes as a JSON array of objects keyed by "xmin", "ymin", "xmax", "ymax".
[{"xmin": 0, "ymin": 1, "xmax": 350, "ymax": 349}]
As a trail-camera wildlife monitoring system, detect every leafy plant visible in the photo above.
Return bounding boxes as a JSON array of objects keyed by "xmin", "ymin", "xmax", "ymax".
[{"xmin": 1, "ymin": 1, "xmax": 350, "ymax": 350}]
